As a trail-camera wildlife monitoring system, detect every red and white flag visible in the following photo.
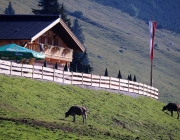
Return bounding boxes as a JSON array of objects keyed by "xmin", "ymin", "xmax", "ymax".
[{"xmin": 149, "ymin": 21, "xmax": 157, "ymax": 60}]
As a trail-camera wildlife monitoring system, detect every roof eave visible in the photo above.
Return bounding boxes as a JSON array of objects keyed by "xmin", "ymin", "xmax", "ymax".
[
  {"xmin": 59, "ymin": 19, "xmax": 85, "ymax": 52},
  {"xmin": 31, "ymin": 18, "xmax": 60, "ymax": 42},
  {"xmin": 31, "ymin": 17, "xmax": 85, "ymax": 53}
]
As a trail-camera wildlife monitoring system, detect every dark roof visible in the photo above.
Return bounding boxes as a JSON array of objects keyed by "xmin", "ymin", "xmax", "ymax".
[
  {"xmin": 0, "ymin": 14, "xmax": 59, "ymax": 40},
  {"xmin": 0, "ymin": 15, "xmax": 85, "ymax": 52}
]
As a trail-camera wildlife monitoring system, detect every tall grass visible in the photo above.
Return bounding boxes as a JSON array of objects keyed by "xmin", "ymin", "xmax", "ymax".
[
  {"xmin": 0, "ymin": 0, "xmax": 180, "ymax": 102},
  {"xmin": 0, "ymin": 75, "xmax": 180, "ymax": 140}
]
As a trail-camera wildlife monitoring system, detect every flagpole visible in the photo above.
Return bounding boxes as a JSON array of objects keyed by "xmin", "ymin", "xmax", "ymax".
[
  {"xmin": 150, "ymin": 58, "xmax": 153, "ymax": 86},
  {"xmin": 150, "ymin": 18, "xmax": 153, "ymax": 87},
  {"xmin": 150, "ymin": 17, "xmax": 154, "ymax": 87}
]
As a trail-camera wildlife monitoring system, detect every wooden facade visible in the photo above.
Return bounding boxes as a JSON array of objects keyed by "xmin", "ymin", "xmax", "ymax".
[
  {"xmin": 0, "ymin": 30, "xmax": 73, "ymax": 69},
  {"xmin": 0, "ymin": 15, "xmax": 85, "ymax": 70}
]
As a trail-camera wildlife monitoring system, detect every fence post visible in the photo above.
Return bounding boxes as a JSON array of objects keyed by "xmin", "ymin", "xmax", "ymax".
[
  {"xmin": 82, "ymin": 73, "xmax": 83, "ymax": 85},
  {"xmin": 133, "ymin": 81, "xmax": 134, "ymax": 93},
  {"xmin": 53, "ymin": 68, "xmax": 55, "ymax": 81},
  {"xmin": 151, "ymin": 87, "xmax": 153, "ymax": 97},
  {"xmin": 109, "ymin": 77, "xmax": 111, "ymax": 89},
  {"xmin": 21, "ymin": 63, "xmax": 23, "ymax": 77},
  {"xmin": 32, "ymin": 64, "xmax": 34, "ymax": 79},
  {"xmin": 100, "ymin": 75, "xmax": 101, "ymax": 88},
  {"xmin": 91, "ymin": 74, "xmax": 92, "ymax": 86},
  {"xmin": 42, "ymin": 66, "xmax": 43, "ymax": 79},
  {"xmin": 128, "ymin": 80, "xmax": 129, "ymax": 92},
  {"xmin": 149, "ymin": 86, "xmax": 150, "ymax": 97},
  {"xmin": 63, "ymin": 70, "xmax": 64, "ymax": 83},
  {"xmin": 143, "ymin": 84, "xmax": 145, "ymax": 96},
  {"xmin": 71, "ymin": 71, "xmax": 73, "ymax": 84},
  {"xmin": 10, "ymin": 61, "xmax": 12, "ymax": 75}
]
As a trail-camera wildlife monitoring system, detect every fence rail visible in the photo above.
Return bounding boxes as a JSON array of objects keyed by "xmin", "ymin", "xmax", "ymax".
[{"xmin": 0, "ymin": 60, "xmax": 158, "ymax": 99}]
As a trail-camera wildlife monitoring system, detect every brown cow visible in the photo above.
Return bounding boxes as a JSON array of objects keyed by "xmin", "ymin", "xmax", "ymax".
[
  {"xmin": 162, "ymin": 103, "xmax": 180, "ymax": 119},
  {"xmin": 65, "ymin": 105, "xmax": 88, "ymax": 123}
]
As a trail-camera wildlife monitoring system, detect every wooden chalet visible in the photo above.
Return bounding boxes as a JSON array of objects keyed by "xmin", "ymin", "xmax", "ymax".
[{"xmin": 0, "ymin": 14, "xmax": 85, "ymax": 69}]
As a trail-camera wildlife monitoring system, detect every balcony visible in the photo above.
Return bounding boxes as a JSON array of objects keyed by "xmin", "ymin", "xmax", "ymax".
[{"xmin": 26, "ymin": 43, "xmax": 73, "ymax": 62}]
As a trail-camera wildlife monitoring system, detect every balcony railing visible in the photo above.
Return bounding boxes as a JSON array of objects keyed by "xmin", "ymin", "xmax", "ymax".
[{"xmin": 26, "ymin": 43, "xmax": 73, "ymax": 62}]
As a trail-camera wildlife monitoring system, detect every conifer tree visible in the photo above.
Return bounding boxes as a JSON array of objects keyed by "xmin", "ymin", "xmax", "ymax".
[
  {"xmin": 55, "ymin": 62, "xmax": 58, "ymax": 69},
  {"xmin": 4, "ymin": 2, "xmax": 15, "ymax": 15},
  {"xmin": 117, "ymin": 70, "xmax": 122, "ymax": 79},
  {"xmin": 64, "ymin": 62, "xmax": 68, "ymax": 71},
  {"xmin": 73, "ymin": 18, "xmax": 85, "ymax": 44},
  {"xmin": 104, "ymin": 68, "xmax": 108, "ymax": 76},
  {"xmin": 71, "ymin": 19, "xmax": 93, "ymax": 73},
  {"xmin": 74, "ymin": 64, "xmax": 78, "ymax": 72},
  {"xmin": 32, "ymin": 1, "xmax": 71, "ymax": 29},
  {"xmin": 59, "ymin": 3, "xmax": 72, "ymax": 30},
  {"xmin": 127, "ymin": 75, "xmax": 130, "ymax": 80},
  {"xmin": 129, "ymin": 74, "xmax": 132, "ymax": 81},
  {"xmin": 133, "ymin": 75, "xmax": 137, "ymax": 82},
  {"xmin": 32, "ymin": 0, "xmax": 60, "ymax": 15},
  {"xmin": 43, "ymin": 60, "xmax": 47, "ymax": 67},
  {"xmin": 85, "ymin": 65, "xmax": 90, "ymax": 74},
  {"xmin": 70, "ymin": 51, "xmax": 93, "ymax": 73}
]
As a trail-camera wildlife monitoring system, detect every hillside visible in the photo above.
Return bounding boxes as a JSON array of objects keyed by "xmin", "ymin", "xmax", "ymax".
[
  {"xmin": 1, "ymin": 75, "xmax": 180, "ymax": 140},
  {"xmin": 0, "ymin": 0, "xmax": 180, "ymax": 102},
  {"xmin": 92, "ymin": 0, "xmax": 180, "ymax": 34}
]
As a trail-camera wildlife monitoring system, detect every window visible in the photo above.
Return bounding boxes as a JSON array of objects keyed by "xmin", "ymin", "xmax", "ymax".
[
  {"xmin": 40, "ymin": 36, "xmax": 46, "ymax": 44},
  {"xmin": 54, "ymin": 38, "xmax": 58, "ymax": 46},
  {"xmin": 48, "ymin": 37, "xmax": 52, "ymax": 45}
]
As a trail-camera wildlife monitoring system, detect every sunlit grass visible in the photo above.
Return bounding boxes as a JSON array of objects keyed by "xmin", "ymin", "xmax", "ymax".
[
  {"xmin": 0, "ymin": 0, "xmax": 180, "ymax": 102},
  {"xmin": 0, "ymin": 75, "xmax": 180, "ymax": 140}
]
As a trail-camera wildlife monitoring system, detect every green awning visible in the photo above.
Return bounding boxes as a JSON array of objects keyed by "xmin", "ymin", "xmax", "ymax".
[{"xmin": 0, "ymin": 44, "xmax": 45, "ymax": 60}]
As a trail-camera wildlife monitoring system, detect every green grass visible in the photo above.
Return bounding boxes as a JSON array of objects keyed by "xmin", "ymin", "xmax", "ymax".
[
  {"xmin": 0, "ymin": 75, "xmax": 180, "ymax": 140},
  {"xmin": 0, "ymin": 0, "xmax": 180, "ymax": 102}
]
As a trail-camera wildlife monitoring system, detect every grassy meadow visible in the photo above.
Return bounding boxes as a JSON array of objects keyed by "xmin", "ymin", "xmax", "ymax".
[
  {"xmin": 0, "ymin": 0, "xmax": 180, "ymax": 139},
  {"xmin": 0, "ymin": 75, "xmax": 180, "ymax": 140},
  {"xmin": 0, "ymin": 0, "xmax": 180, "ymax": 102}
]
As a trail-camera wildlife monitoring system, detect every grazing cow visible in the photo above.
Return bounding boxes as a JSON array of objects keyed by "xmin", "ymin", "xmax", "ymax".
[
  {"xmin": 65, "ymin": 106, "xmax": 88, "ymax": 123},
  {"xmin": 162, "ymin": 103, "xmax": 180, "ymax": 119}
]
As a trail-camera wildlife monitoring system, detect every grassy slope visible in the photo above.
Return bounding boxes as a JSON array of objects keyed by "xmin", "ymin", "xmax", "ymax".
[
  {"xmin": 0, "ymin": 75, "xmax": 180, "ymax": 140},
  {"xmin": 0, "ymin": 0, "xmax": 180, "ymax": 102}
]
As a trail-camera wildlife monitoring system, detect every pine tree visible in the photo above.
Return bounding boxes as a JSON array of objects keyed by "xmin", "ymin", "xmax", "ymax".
[
  {"xmin": 71, "ymin": 18, "xmax": 93, "ymax": 73},
  {"xmin": 70, "ymin": 51, "xmax": 93, "ymax": 73},
  {"xmin": 43, "ymin": 60, "xmax": 47, "ymax": 67},
  {"xmin": 117, "ymin": 70, "xmax": 122, "ymax": 79},
  {"xmin": 4, "ymin": 2, "xmax": 15, "ymax": 15},
  {"xmin": 32, "ymin": 1, "xmax": 71, "ymax": 29},
  {"xmin": 73, "ymin": 18, "xmax": 85, "ymax": 44},
  {"xmin": 127, "ymin": 75, "xmax": 130, "ymax": 80},
  {"xmin": 104, "ymin": 68, "xmax": 108, "ymax": 76},
  {"xmin": 129, "ymin": 74, "xmax": 132, "ymax": 81},
  {"xmin": 133, "ymin": 75, "xmax": 137, "ymax": 82},
  {"xmin": 32, "ymin": 0, "xmax": 61, "ymax": 15},
  {"xmin": 74, "ymin": 64, "xmax": 78, "ymax": 72},
  {"xmin": 85, "ymin": 65, "xmax": 89, "ymax": 74},
  {"xmin": 54, "ymin": 62, "xmax": 58, "ymax": 69},
  {"xmin": 60, "ymin": 3, "xmax": 72, "ymax": 30},
  {"xmin": 64, "ymin": 62, "xmax": 68, "ymax": 71}
]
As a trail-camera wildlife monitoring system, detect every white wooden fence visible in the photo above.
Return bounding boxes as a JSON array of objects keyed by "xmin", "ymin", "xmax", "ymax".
[{"xmin": 0, "ymin": 60, "xmax": 158, "ymax": 99}]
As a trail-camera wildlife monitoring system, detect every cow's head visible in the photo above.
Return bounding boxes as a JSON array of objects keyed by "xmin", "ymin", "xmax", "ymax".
[
  {"xmin": 65, "ymin": 112, "xmax": 69, "ymax": 118},
  {"xmin": 162, "ymin": 106, "xmax": 167, "ymax": 111}
]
